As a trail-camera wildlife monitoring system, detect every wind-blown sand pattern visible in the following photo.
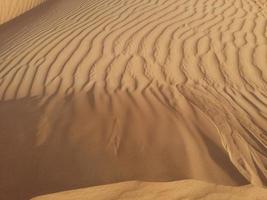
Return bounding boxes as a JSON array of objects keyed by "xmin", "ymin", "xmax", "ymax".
[
  {"xmin": 0, "ymin": 0, "xmax": 48, "ymax": 25},
  {"xmin": 0, "ymin": 0, "xmax": 267, "ymax": 199},
  {"xmin": 31, "ymin": 180, "xmax": 267, "ymax": 200}
]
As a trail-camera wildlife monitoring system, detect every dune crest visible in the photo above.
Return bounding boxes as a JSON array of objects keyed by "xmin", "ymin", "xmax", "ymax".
[
  {"xmin": 31, "ymin": 180, "xmax": 267, "ymax": 200},
  {"xmin": 0, "ymin": 0, "xmax": 267, "ymax": 199},
  {"xmin": 0, "ymin": 0, "xmax": 48, "ymax": 24}
]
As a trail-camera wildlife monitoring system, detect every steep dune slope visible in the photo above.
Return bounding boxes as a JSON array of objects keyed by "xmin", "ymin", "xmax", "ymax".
[
  {"xmin": 0, "ymin": 0, "xmax": 267, "ymax": 199},
  {"xmin": 0, "ymin": 0, "xmax": 48, "ymax": 25}
]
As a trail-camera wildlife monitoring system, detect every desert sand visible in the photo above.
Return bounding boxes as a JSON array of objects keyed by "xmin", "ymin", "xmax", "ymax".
[
  {"xmin": 0, "ymin": 0, "xmax": 267, "ymax": 199},
  {"xmin": 31, "ymin": 180, "xmax": 267, "ymax": 200},
  {"xmin": 0, "ymin": 0, "xmax": 47, "ymax": 25}
]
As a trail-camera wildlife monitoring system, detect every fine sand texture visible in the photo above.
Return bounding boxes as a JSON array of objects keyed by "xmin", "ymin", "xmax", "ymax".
[
  {"xmin": 0, "ymin": 0, "xmax": 267, "ymax": 199},
  {"xmin": 31, "ymin": 180, "xmax": 267, "ymax": 200},
  {"xmin": 0, "ymin": 0, "xmax": 48, "ymax": 25}
]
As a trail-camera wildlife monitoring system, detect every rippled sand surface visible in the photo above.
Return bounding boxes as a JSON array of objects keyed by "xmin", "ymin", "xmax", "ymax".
[{"xmin": 0, "ymin": 0, "xmax": 267, "ymax": 199}]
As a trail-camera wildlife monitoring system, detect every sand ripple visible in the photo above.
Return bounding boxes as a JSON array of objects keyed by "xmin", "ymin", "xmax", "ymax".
[{"xmin": 0, "ymin": 0, "xmax": 267, "ymax": 199}]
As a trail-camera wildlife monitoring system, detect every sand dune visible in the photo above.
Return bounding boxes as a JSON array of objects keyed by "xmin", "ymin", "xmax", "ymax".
[
  {"xmin": 0, "ymin": 0, "xmax": 267, "ymax": 199},
  {"xmin": 31, "ymin": 180, "xmax": 267, "ymax": 200},
  {"xmin": 0, "ymin": 0, "xmax": 48, "ymax": 25}
]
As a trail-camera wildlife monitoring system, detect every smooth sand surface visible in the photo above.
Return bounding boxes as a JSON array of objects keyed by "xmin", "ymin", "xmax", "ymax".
[
  {"xmin": 0, "ymin": 0, "xmax": 48, "ymax": 25},
  {"xmin": 31, "ymin": 180, "xmax": 267, "ymax": 200},
  {"xmin": 0, "ymin": 0, "xmax": 267, "ymax": 199}
]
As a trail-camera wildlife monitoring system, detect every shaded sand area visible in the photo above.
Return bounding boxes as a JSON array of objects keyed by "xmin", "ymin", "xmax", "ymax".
[
  {"xmin": 0, "ymin": 0, "xmax": 48, "ymax": 25},
  {"xmin": 31, "ymin": 180, "xmax": 267, "ymax": 200},
  {"xmin": 0, "ymin": 0, "xmax": 267, "ymax": 199}
]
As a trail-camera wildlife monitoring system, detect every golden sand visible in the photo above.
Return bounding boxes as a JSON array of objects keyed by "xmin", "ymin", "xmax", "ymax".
[
  {"xmin": 0, "ymin": 0, "xmax": 267, "ymax": 199},
  {"xmin": 0, "ymin": 0, "xmax": 48, "ymax": 25},
  {"xmin": 31, "ymin": 180, "xmax": 267, "ymax": 200}
]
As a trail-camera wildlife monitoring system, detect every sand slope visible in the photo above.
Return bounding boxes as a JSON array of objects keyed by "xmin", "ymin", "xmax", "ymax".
[
  {"xmin": 0, "ymin": 0, "xmax": 48, "ymax": 25},
  {"xmin": 31, "ymin": 180, "xmax": 267, "ymax": 200},
  {"xmin": 0, "ymin": 0, "xmax": 267, "ymax": 199}
]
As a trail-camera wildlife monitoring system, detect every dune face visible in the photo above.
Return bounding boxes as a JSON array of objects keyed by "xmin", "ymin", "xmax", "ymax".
[
  {"xmin": 31, "ymin": 180, "xmax": 267, "ymax": 200},
  {"xmin": 0, "ymin": 0, "xmax": 267, "ymax": 199},
  {"xmin": 0, "ymin": 0, "xmax": 48, "ymax": 25}
]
